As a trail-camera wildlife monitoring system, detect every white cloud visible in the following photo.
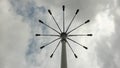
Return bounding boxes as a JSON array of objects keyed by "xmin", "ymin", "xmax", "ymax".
[
  {"xmin": 116, "ymin": 8, "xmax": 120, "ymax": 16},
  {"xmin": 89, "ymin": 8, "xmax": 118, "ymax": 68},
  {"xmin": 70, "ymin": 7, "xmax": 115, "ymax": 68},
  {"xmin": 0, "ymin": 0, "xmax": 31, "ymax": 68},
  {"xmin": 94, "ymin": 9, "xmax": 115, "ymax": 37}
]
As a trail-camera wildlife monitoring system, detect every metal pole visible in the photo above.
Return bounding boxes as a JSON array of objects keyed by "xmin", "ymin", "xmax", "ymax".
[{"xmin": 61, "ymin": 40, "xmax": 67, "ymax": 68}]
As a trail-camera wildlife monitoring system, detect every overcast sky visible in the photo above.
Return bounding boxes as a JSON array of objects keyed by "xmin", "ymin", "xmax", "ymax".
[{"xmin": 0, "ymin": 0, "xmax": 120, "ymax": 68}]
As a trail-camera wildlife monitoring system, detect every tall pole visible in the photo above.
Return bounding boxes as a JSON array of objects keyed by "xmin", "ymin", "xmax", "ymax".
[
  {"xmin": 61, "ymin": 5, "xmax": 67, "ymax": 68},
  {"xmin": 61, "ymin": 40, "xmax": 67, "ymax": 68}
]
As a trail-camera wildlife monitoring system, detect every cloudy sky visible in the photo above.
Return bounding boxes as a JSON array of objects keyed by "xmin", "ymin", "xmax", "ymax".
[{"xmin": 0, "ymin": 0, "xmax": 120, "ymax": 68}]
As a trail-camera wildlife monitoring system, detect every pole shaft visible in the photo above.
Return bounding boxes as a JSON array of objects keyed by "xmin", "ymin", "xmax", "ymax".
[{"xmin": 61, "ymin": 40, "xmax": 67, "ymax": 68}]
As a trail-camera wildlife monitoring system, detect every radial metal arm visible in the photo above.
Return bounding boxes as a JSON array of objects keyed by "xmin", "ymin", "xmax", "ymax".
[
  {"xmin": 40, "ymin": 38, "xmax": 60, "ymax": 49},
  {"xmin": 48, "ymin": 9, "xmax": 62, "ymax": 32},
  {"xmin": 66, "ymin": 40, "xmax": 78, "ymax": 58},
  {"xmin": 66, "ymin": 9, "xmax": 79, "ymax": 33},
  {"xmin": 67, "ymin": 38, "xmax": 88, "ymax": 49},
  {"xmin": 67, "ymin": 20, "xmax": 90, "ymax": 34},
  {"xmin": 39, "ymin": 20, "xmax": 60, "ymax": 34},
  {"xmin": 63, "ymin": 5, "xmax": 65, "ymax": 32},
  {"xmin": 50, "ymin": 40, "xmax": 61, "ymax": 58},
  {"xmin": 68, "ymin": 34, "xmax": 92, "ymax": 37},
  {"xmin": 36, "ymin": 34, "xmax": 59, "ymax": 37}
]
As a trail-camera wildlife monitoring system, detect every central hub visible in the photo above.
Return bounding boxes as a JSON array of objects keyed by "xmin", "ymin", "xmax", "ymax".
[{"xmin": 60, "ymin": 32, "xmax": 68, "ymax": 40}]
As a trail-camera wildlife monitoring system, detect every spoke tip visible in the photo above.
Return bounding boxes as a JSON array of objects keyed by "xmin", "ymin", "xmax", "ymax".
[
  {"xmin": 62, "ymin": 5, "xmax": 65, "ymax": 11},
  {"xmin": 50, "ymin": 54, "xmax": 53, "ymax": 58},
  {"xmin": 48, "ymin": 9, "xmax": 52, "ymax": 15},
  {"xmin": 35, "ymin": 34, "xmax": 40, "ymax": 36},
  {"xmin": 83, "ymin": 46, "xmax": 88, "ymax": 49},
  {"xmin": 40, "ymin": 46, "xmax": 45, "ymax": 49},
  {"xmin": 74, "ymin": 54, "xmax": 78, "ymax": 58},
  {"xmin": 39, "ymin": 20, "xmax": 44, "ymax": 23},
  {"xmin": 85, "ymin": 20, "xmax": 90, "ymax": 24},
  {"xmin": 87, "ymin": 34, "xmax": 92, "ymax": 36},
  {"xmin": 75, "ymin": 9, "xmax": 79, "ymax": 14}
]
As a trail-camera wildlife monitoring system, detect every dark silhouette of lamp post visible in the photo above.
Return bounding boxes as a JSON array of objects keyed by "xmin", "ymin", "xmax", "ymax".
[{"xmin": 36, "ymin": 5, "xmax": 92, "ymax": 68}]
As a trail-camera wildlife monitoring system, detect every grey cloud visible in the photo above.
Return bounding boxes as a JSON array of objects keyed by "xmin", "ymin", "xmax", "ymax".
[
  {"xmin": 95, "ymin": 38, "xmax": 117, "ymax": 68},
  {"xmin": 95, "ymin": 32, "xmax": 120, "ymax": 68},
  {"xmin": 5, "ymin": 0, "xmax": 120, "ymax": 68},
  {"xmin": 9, "ymin": 0, "xmax": 50, "ymax": 67},
  {"xmin": 118, "ymin": 0, "xmax": 120, "ymax": 6},
  {"xmin": 95, "ymin": 2, "xmax": 120, "ymax": 68},
  {"xmin": 39, "ymin": 0, "xmax": 112, "ymax": 20},
  {"xmin": 0, "ymin": 3, "xmax": 30, "ymax": 67},
  {"xmin": 10, "ymin": 0, "xmax": 47, "ymax": 21}
]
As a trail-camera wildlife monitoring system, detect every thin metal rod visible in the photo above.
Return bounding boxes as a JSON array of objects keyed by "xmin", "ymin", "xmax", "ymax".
[
  {"xmin": 66, "ymin": 9, "xmax": 79, "ymax": 33},
  {"xmin": 50, "ymin": 40, "xmax": 61, "ymax": 58},
  {"xmin": 40, "ymin": 38, "xmax": 60, "ymax": 49},
  {"xmin": 39, "ymin": 20, "xmax": 60, "ymax": 34},
  {"xmin": 48, "ymin": 9, "xmax": 62, "ymax": 32},
  {"xmin": 35, "ymin": 34, "xmax": 59, "ymax": 36},
  {"xmin": 63, "ymin": 5, "xmax": 65, "ymax": 32},
  {"xmin": 67, "ymin": 38, "xmax": 88, "ymax": 49},
  {"xmin": 67, "ymin": 20, "xmax": 90, "ymax": 34},
  {"xmin": 68, "ymin": 34, "xmax": 92, "ymax": 36},
  {"xmin": 66, "ymin": 40, "xmax": 78, "ymax": 58}
]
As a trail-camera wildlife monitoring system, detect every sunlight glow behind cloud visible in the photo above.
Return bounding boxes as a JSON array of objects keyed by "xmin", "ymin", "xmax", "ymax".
[{"xmin": 95, "ymin": 10, "xmax": 115, "ymax": 37}]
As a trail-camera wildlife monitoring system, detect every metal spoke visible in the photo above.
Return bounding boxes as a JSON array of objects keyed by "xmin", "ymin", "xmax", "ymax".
[
  {"xmin": 67, "ymin": 20, "xmax": 90, "ymax": 34},
  {"xmin": 36, "ymin": 5, "xmax": 93, "ymax": 68},
  {"xmin": 39, "ymin": 20, "xmax": 60, "ymax": 34},
  {"xmin": 35, "ymin": 34, "xmax": 59, "ymax": 36},
  {"xmin": 66, "ymin": 9, "xmax": 79, "ymax": 33},
  {"xmin": 50, "ymin": 40, "xmax": 61, "ymax": 58},
  {"xmin": 66, "ymin": 40, "xmax": 78, "ymax": 58},
  {"xmin": 68, "ymin": 34, "xmax": 92, "ymax": 37},
  {"xmin": 40, "ymin": 38, "xmax": 60, "ymax": 49},
  {"xmin": 48, "ymin": 9, "xmax": 62, "ymax": 32},
  {"xmin": 63, "ymin": 5, "xmax": 65, "ymax": 32},
  {"xmin": 67, "ymin": 38, "xmax": 88, "ymax": 49}
]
